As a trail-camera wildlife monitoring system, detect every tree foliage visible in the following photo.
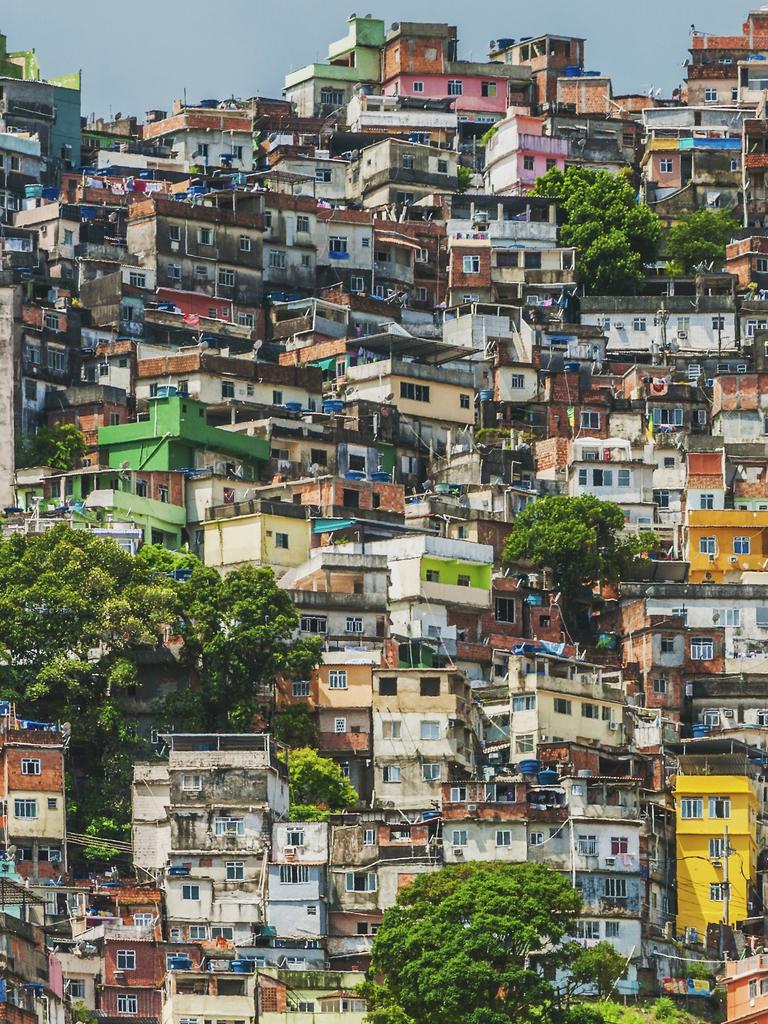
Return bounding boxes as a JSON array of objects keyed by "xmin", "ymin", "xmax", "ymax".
[
  {"xmin": 568, "ymin": 942, "xmax": 627, "ymax": 1000},
  {"xmin": 273, "ymin": 703, "xmax": 318, "ymax": 748},
  {"xmin": 0, "ymin": 525, "xmax": 178, "ymax": 835},
  {"xmin": 176, "ymin": 564, "xmax": 322, "ymax": 729},
  {"xmin": 665, "ymin": 208, "xmax": 740, "ymax": 274},
  {"xmin": 503, "ymin": 495, "xmax": 659, "ymax": 613},
  {"xmin": 15, "ymin": 423, "xmax": 87, "ymax": 472},
  {"xmin": 370, "ymin": 862, "xmax": 583, "ymax": 1024},
  {"xmin": 286, "ymin": 747, "xmax": 358, "ymax": 821},
  {"xmin": 533, "ymin": 167, "xmax": 661, "ymax": 294}
]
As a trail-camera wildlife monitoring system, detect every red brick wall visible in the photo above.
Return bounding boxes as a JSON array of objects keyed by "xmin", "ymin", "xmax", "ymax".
[
  {"xmin": 449, "ymin": 246, "xmax": 491, "ymax": 291},
  {"xmin": 2, "ymin": 748, "xmax": 63, "ymax": 794}
]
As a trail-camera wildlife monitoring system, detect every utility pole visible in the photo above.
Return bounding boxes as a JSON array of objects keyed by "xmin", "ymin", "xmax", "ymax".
[{"xmin": 719, "ymin": 824, "xmax": 730, "ymax": 961}]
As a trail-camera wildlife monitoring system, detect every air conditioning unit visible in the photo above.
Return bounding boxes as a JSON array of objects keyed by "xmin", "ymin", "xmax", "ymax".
[
  {"xmin": 609, "ymin": 721, "xmax": 620, "ymax": 731},
  {"xmin": 170, "ymin": 240, "xmax": 180, "ymax": 252},
  {"xmin": 284, "ymin": 846, "xmax": 297, "ymax": 857},
  {"xmin": 708, "ymin": 554, "xmax": 716, "ymax": 563},
  {"xmin": 467, "ymin": 803, "xmax": 478, "ymax": 812},
  {"xmin": 525, "ymin": 295, "xmax": 540, "ymax": 306},
  {"xmin": 677, "ymin": 330, "xmax": 688, "ymax": 340},
  {"xmin": 728, "ymin": 555, "xmax": 738, "ymax": 564},
  {"xmin": 722, "ymin": 708, "xmax": 734, "ymax": 718},
  {"xmin": 604, "ymin": 856, "xmax": 615, "ymax": 866},
  {"xmin": 453, "ymin": 848, "xmax": 464, "ymax": 857},
  {"xmin": 614, "ymin": 321, "xmax": 625, "ymax": 329}
]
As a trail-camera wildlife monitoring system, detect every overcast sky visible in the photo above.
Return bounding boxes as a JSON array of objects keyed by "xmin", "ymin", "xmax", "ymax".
[{"xmin": 1, "ymin": 1, "xmax": 744, "ymax": 118}]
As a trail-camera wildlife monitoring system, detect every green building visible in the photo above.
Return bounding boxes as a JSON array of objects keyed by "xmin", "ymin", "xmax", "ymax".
[
  {"xmin": 98, "ymin": 395, "xmax": 270, "ymax": 479},
  {"xmin": 283, "ymin": 15, "xmax": 385, "ymax": 116}
]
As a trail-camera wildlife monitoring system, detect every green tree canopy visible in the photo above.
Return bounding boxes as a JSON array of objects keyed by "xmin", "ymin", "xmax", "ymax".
[
  {"xmin": 370, "ymin": 862, "xmax": 583, "ymax": 1024},
  {"xmin": 0, "ymin": 525, "xmax": 178, "ymax": 836},
  {"xmin": 16, "ymin": 423, "xmax": 87, "ymax": 472},
  {"xmin": 532, "ymin": 167, "xmax": 662, "ymax": 293},
  {"xmin": 286, "ymin": 747, "xmax": 358, "ymax": 821},
  {"xmin": 503, "ymin": 495, "xmax": 659, "ymax": 614},
  {"xmin": 665, "ymin": 208, "xmax": 740, "ymax": 274},
  {"xmin": 568, "ymin": 942, "xmax": 627, "ymax": 1000},
  {"xmin": 177, "ymin": 564, "xmax": 322, "ymax": 729}
]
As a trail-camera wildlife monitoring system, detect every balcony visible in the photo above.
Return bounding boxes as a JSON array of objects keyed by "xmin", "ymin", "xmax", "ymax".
[{"xmin": 420, "ymin": 580, "xmax": 491, "ymax": 609}]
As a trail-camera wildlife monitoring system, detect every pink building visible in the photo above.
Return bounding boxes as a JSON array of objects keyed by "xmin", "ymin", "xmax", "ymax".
[
  {"xmin": 383, "ymin": 72, "xmax": 510, "ymax": 117},
  {"xmin": 484, "ymin": 109, "xmax": 570, "ymax": 194}
]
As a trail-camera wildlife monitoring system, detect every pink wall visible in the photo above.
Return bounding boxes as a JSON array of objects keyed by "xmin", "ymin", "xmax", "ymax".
[{"xmin": 383, "ymin": 74, "xmax": 509, "ymax": 114}]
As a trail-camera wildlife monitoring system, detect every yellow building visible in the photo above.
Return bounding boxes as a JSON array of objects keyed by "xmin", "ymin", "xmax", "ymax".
[
  {"xmin": 687, "ymin": 510, "xmax": 768, "ymax": 582},
  {"xmin": 203, "ymin": 498, "xmax": 311, "ymax": 574},
  {"xmin": 674, "ymin": 767, "xmax": 758, "ymax": 939}
]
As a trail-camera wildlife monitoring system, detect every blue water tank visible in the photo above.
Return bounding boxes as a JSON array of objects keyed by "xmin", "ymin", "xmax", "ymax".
[
  {"xmin": 323, "ymin": 399, "xmax": 343, "ymax": 414},
  {"xmin": 478, "ymin": 389, "xmax": 493, "ymax": 401},
  {"xmin": 371, "ymin": 471, "xmax": 390, "ymax": 482},
  {"xmin": 691, "ymin": 724, "xmax": 710, "ymax": 738},
  {"xmin": 168, "ymin": 955, "xmax": 193, "ymax": 971},
  {"xmin": 519, "ymin": 759, "xmax": 542, "ymax": 775},
  {"xmin": 284, "ymin": 401, "xmax": 302, "ymax": 412},
  {"xmin": 231, "ymin": 959, "xmax": 255, "ymax": 974},
  {"xmin": 538, "ymin": 769, "xmax": 558, "ymax": 785},
  {"xmin": 167, "ymin": 865, "xmax": 190, "ymax": 876},
  {"xmin": 564, "ymin": 361, "xmax": 580, "ymax": 372},
  {"xmin": 345, "ymin": 470, "xmax": 366, "ymax": 480}
]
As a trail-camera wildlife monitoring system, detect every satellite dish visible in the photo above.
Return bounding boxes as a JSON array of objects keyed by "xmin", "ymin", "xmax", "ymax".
[{"xmin": 309, "ymin": 463, "xmax": 321, "ymax": 478}]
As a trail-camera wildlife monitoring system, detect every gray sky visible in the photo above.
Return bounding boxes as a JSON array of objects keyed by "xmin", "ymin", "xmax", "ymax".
[{"xmin": 1, "ymin": 1, "xmax": 744, "ymax": 118}]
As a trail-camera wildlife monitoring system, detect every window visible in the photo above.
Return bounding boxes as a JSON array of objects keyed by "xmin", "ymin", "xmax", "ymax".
[
  {"xmin": 437, "ymin": 159, "xmax": 449, "ymax": 174},
  {"xmin": 275, "ymin": 532, "xmax": 289, "ymax": 549},
  {"xmin": 712, "ymin": 315, "xmax": 726, "ymax": 331},
  {"xmin": 448, "ymin": 80, "xmax": 463, "ymax": 95},
  {"xmin": 418, "ymin": 720, "xmax": 441, "ymax": 741},
  {"xmin": 300, "ymin": 616, "xmax": 328, "ymax": 637},
  {"xmin": 420, "ymin": 677, "xmax": 441, "ymax": 697},
  {"xmin": 618, "ymin": 468, "xmax": 630, "ymax": 487},
  {"xmin": 47, "ymin": 348, "xmax": 66, "ymax": 372},
  {"xmin": 158, "ymin": 484, "xmax": 169, "ymax": 503},
  {"xmin": 320, "ymin": 88, "xmax": 344, "ymax": 108},
  {"xmin": 400, "ymin": 381, "xmax": 430, "ymax": 402},
  {"xmin": 14, "ymin": 799, "xmax": 36, "ymax": 818},
  {"xmin": 660, "ymin": 636, "xmax": 675, "ymax": 654},
  {"xmin": 116, "ymin": 950, "xmax": 136, "ymax": 971},
  {"xmin": 238, "ymin": 312, "xmax": 255, "ymax": 327},
  {"xmin": 699, "ymin": 536, "xmax": 716, "ymax": 555},
  {"xmin": 21, "ymin": 758, "xmax": 40, "ymax": 775},
  {"xmin": 401, "ymin": 154, "xmax": 415, "ymax": 170},
  {"xmin": 681, "ymin": 798, "xmax": 703, "ymax": 819},
  {"xmin": 135, "ymin": 479, "xmax": 147, "ymax": 498},
  {"xmin": 463, "ymin": 255, "xmax": 481, "ymax": 274},
  {"xmin": 515, "ymin": 733, "xmax": 534, "ymax": 753},
  {"xmin": 523, "ymin": 155, "xmax": 535, "ymax": 171},
  {"xmin": 363, "ymin": 828, "xmax": 376, "ymax": 845},
  {"xmin": 350, "ymin": 275, "xmax": 365, "ymax": 294},
  {"xmin": 581, "ymin": 703, "xmax": 599, "ymax": 719},
  {"xmin": 117, "ymin": 994, "xmax": 138, "ymax": 1015},
  {"xmin": 382, "ymin": 721, "xmax": 401, "ymax": 739},
  {"xmin": 653, "ymin": 677, "xmax": 668, "ymax": 694},
  {"xmin": 293, "ymin": 214, "xmax": 310, "ymax": 234},
  {"xmin": 214, "ymin": 817, "xmax": 244, "ymax": 836},
  {"xmin": 603, "ymin": 877, "xmax": 627, "ymax": 900},
  {"xmin": 280, "ymin": 864, "xmax": 309, "ymax": 884},
  {"xmin": 659, "ymin": 158, "xmax": 674, "ymax": 174},
  {"xmin": 128, "ymin": 271, "xmax": 146, "ymax": 288},
  {"xmin": 704, "ymin": 88, "xmax": 719, "ymax": 103},
  {"xmin": 496, "ymin": 598, "xmax": 516, "ymax": 624},
  {"xmin": 577, "ymin": 835, "xmax": 597, "ymax": 856},
  {"xmin": 691, "ymin": 638, "xmax": 714, "ymax": 661},
  {"xmin": 496, "ymin": 830, "xmax": 512, "ymax": 847},
  {"xmin": 457, "ymin": 574, "xmax": 471, "ymax": 587},
  {"xmin": 554, "ymin": 698, "xmax": 572, "ymax": 715},
  {"xmin": 709, "ymin": 838, "xmax": 726, "ymax": 858},
  {"xmin": 422, "ymin": 763, "xmax": 440, "ymax": 782},
  {"xmin": 329, "ymin": 235, "xmax": 348, "ymax": 254},
  {"xmin": 182, "ymin": 773, "xmax": 203, "ymax": 791},
  {"xmin": 181, "ymin": 884, "xmax": 200, "ymax": 900},
  {"xmin": 575, "ymin": 920, "xmax": 600, "ymax": 940},
  {"xmin": 605, "ymin": 921, "xmax": 620, "ymax": 938},
  {"xmin": 699, "ymin": 493, "xmax": 715, "ymax": 511},
  {"xmin": 633, "ymin": 317, "xmax": 647, "ymax": 332},
  {"xmin": 610, "ymin": 836, "xmax": 629, "ymax": 855},
  {"xmin": 734, "ymin": 536, "xmax": 750, "ymax": 555},
  {"xmin": 450, "ymin": 786, "xmax": 467, "ymax": 802},
  {"xmin": 529, "ymin": 831, "xmax": 544, "ymax": 847},
  {"xmin": 710, "ymin": 882, "xmax": 729, "ymax": 901},
  {"xmin": 509, "ymin": 373, "xmax": 525, "ymax": 389},
  {"xmin": 580, "ymin": 411, "xmax": 600, "ymax": 430},
  {"xmin": 329, "ymin": 670, "xmax": 348, "ymax": 689},
  {"xmin": 67, "ymin": 979, "xmax": 86, "ymax": 999},
  {"xmin": 412, "ymin": 81, "xmax": 424, "ymax": 93},
  {"xmin": 716, "ymin": 608, "xmax": 740, "ymax": 627},
  {"xmin": 218, "ymin": 268, "xmax": 235, "ymax": 288},
  {"xmin": 226, "ymin": 861, "xmax": 244, "ymax": 881},
  {"xmin": 459, "ymin": 393, "xmax": 471, "ymax": 410},
  {"xmin": 382, "ymin": 766, "xmax": 401, "ymax": 783},
  {"xmin": 378, "ymin": 677, "xmax": 397, "ymax": 696},
  {"xmin": 198, "ymin": 227, "xmax": 214, "ymax": 246},
  {"xmin": 709, "ymin": 797, "xmax": 731, "ymax": 819},
  {"xmin": 512, "ymin": 694, "xmax": 535, "ymax": 712},
  {"xmin": 334, "ymin": 718, "xmax": 347, "ymax": 734},
  {"xmin": 345, "ymin": 871, "xmax": 377, "ymax": 892}
]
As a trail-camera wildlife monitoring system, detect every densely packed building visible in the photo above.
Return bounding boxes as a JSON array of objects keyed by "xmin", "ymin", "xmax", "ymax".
[{"xmin": 4, "ymin": 9, "xmax": 768, "ymax": 1024}]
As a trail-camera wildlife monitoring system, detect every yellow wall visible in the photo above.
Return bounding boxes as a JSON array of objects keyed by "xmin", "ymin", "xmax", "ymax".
[
  {"xmin": 687, "ymin": 510, "xmax": 768, "ymax": 582},
  {"xmin": 674, "ymin": 773, "xmax": 757, "ymax": 937},
  {"xmin": 204, "ymin": 512, "xmax": 311, "ymax": 572}
]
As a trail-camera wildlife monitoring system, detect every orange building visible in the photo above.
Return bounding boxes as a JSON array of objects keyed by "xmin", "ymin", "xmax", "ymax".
[{"xmin": 724, "ymin": 954, "xmax": 768, "ymax": 1024}]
